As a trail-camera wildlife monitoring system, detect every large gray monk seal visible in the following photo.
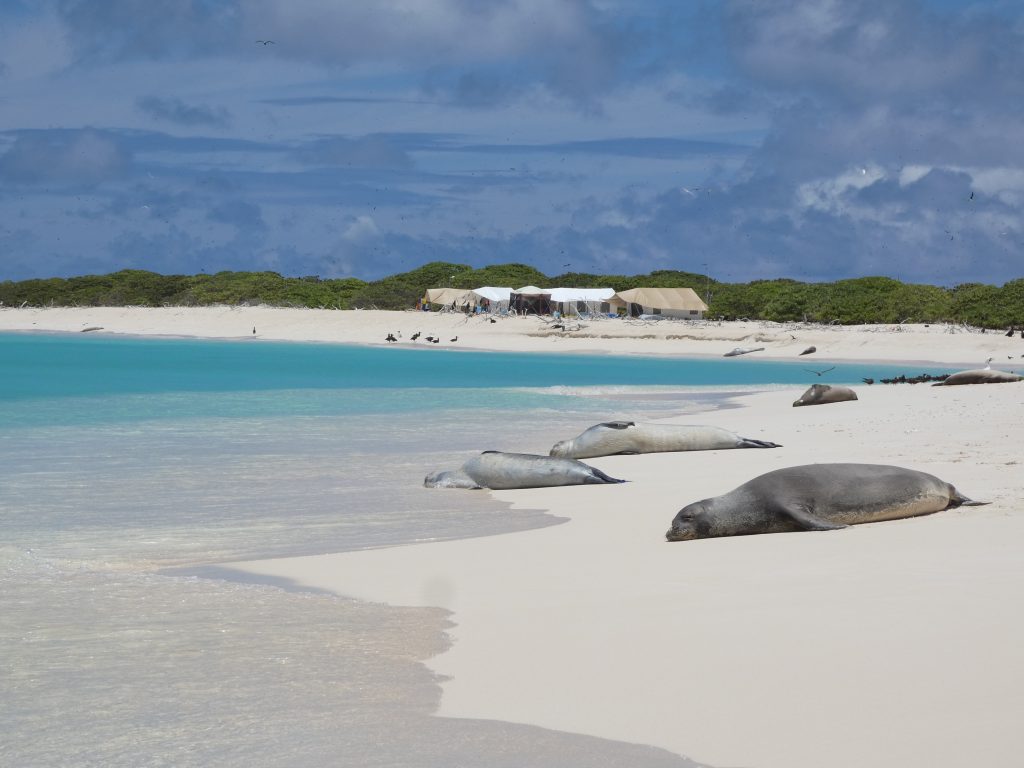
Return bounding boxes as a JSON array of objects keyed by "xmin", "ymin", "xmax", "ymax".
[
  {"xmin": 792, "ymin": 384, "xmax": 858, "ymax": 406},
  {"xmin": 933, "ymin": 368, "xmax": 1023, "ymax": 386},
  {"xmin": 550, "ymin": 421, "xmax": 780, "ymax": 460},
  {"xmin": 425, "ymin": 451, "xmax": 625, "ymax": 490},
  {"xmin": 666, "ymin": 463, "xmax": 987, "ymax": 541}
]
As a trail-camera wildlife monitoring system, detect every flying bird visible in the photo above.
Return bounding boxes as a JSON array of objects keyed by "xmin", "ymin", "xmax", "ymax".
[
  {"xmin": 256, "ymin": 39, "xmax": 275, "ymax": 45},
  {"xmin": 804, "ymin": 366, "xmax": 835, "ymax": 376}
]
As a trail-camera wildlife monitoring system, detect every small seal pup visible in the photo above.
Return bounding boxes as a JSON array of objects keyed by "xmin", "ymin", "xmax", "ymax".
[
  {"xmin": 792, "ymin": 384, "xmax": 858, "ymax": 407},
  {"xmin": 666, "ymin": 463, "xmax": 987, "ymax": 541},
  {"xmin": 425, "ymin": 451, "xmax": 625, "ymax": 490},
  {"xmin": 550, "ymin": 421, "xmax": 780, "ymax": 459},
  {"xmin": 933, "ymin": 368, "xmax": 1023, "ymax": 386}
]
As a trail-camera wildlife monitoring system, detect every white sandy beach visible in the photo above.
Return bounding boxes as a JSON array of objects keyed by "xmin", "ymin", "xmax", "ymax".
[
  {"xmin": 4, "ymin": 304, "xmax": 1024, "ymax": 365},
  {"xmin": 6, "ymin": 306, "xmax": 1024, "ymax": 767}
]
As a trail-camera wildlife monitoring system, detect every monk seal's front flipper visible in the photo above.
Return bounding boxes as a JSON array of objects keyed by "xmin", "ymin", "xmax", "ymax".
[
  {"xmin": 779, "ymin": 503, "xmax": 848, "ymax": 531},
  {"xmin": 599, "ymin": 421, "xmax": 635, "ymax": 430}
]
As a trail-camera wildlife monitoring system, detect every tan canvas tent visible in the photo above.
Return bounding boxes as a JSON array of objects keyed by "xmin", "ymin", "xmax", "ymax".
[
  {"xmin": 421, "ymin": 288, "xmax": 477, "ymax": 308},
  {"xmin": 612, "ymin": 287, "xmax": 709, "ymax": 318}
]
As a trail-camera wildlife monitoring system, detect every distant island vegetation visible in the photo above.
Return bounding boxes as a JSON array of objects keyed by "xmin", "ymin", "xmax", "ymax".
[{"xmin": 2, "ymin": 262, "xmax": 1022, "ymax": 328}]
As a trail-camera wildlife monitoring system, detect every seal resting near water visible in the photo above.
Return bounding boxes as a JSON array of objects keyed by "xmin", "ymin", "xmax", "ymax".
[
  {"xmin": 549, "ymin": 421, "xmax": 780, "ymax": 459},
  {"xmin": 932, "ymin": 368, "xmax": 1023, "ymax": 386},
  {"xmin": 665, "ymin": 463, "xmax": 987, "ymax": 541},
  {"xmin": 425, "ymin": 451, "xmax": 625, "ymax": 490},
  {"xmin": 792, "ymin": 384, "xmax": 858, "ymax": 406},
  {"xmin": 723, "ymin": 346, "xmax": 764, "ymax": 357}
]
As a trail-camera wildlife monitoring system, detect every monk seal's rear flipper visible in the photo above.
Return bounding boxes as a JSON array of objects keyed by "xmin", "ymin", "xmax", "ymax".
[
  {"xmin": 584, "ymin": 466, "xmax": 627, "ymax": 484},
  {"xmin": 951, "ymin": 494, "xmax": 990, "ymax": 507},
  {"xmin": 599, "ymin": 420, "xmax": 635, "ymax": 430},
  {"xmin": 737, "ymin": 437, "xmax": 782, "ymax": 449}
]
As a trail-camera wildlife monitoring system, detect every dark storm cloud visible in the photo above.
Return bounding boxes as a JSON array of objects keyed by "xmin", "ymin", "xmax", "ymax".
[{"xmin": 137, "ymin": 96, "xmax": 231, "ymax": 127}]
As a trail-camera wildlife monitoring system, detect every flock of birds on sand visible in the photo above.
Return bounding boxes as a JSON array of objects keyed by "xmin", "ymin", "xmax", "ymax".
[{"xmin": 385, "ymin": 331, "xmax": 457, "ymax": 344}]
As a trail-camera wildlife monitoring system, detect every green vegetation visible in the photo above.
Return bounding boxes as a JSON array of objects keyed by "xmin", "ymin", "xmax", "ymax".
[{"xmin": 2, "ymin": 263, "xmax": 1022, "ymax": 327}]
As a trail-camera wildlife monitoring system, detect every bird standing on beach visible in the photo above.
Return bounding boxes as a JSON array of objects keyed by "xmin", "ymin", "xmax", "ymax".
[
  {"xmin": 385, "ymin": 333, "xmax": 397, "ymax": 343},
  {"xmin": 411, "ymin": 332, "xmax": 421, "ymax": 341},
  {"xmin": 450, "ymin": 336, "xmax": 458, "ymax": 342}
]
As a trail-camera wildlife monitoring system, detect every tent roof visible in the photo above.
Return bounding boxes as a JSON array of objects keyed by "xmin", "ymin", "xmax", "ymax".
[
  {"xmin": 422, "ymin": 287, "xmax": 477, "ymax": 306},
  {"xmin": 513, "ymin": 285, "xmax": 549, "ymax": 295},
  {"xmin": 472, "ymin": 286, "xmax": 514, "ymax": 302},
  {"xmin": 548, "ymin": 287, "xmax": 615, "ymax": 303},
  {"xmin": 612, "ymin": 287, "xmax": 709, "ymax": 312}
]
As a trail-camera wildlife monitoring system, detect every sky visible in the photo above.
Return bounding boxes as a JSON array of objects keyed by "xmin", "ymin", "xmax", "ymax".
[{"xmin": 1, "ymin": 0, "xmax": 1022, "ymax": 286}]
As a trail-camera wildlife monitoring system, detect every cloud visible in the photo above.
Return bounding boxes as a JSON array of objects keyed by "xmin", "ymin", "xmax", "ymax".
[
  {"xmin": 208, "ymin": 200, "xmax": 266, "ymax": 231},
  {"xmin": 54, "ymin": 0, "xmax": 244, "ymax": 62},
  {"xmin": 725, "ymin": 0, "xmax": 1024, "ymax": 111},
  {"xmin": 137, "ymin": 96, "xmax": 230, "ymax": 127},
  {"xmin": 0, "ymin": 129, "xmax": 132, "ymax": 185},
  {"xmin": 52, "ymin": 0, "xmax": 654, "ymax": 105},
  {"xmin": 341, "ymin": 215, "xmax": 379, "ymax": 241},
  {"xmin": 293, "ymin": 135, "xmax": 415, "ymax": 170}
]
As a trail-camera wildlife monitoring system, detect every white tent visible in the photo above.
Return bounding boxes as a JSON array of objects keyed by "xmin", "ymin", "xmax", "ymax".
[
  {"xmin": 548, "ymin": 287, "xmax": 616, "ymax": 316},
  {"xmin": 471, "ymin": 286, "xmax": 513, "ymax": 312}
]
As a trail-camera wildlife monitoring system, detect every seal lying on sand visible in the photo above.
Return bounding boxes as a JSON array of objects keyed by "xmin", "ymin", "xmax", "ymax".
[
  {"xmin": 666, "ymin": 463, "xmax": 987, "ymax": 541},
  {"xmin": 933, "ymin": 368, "xmax": 1023, "ymax": 386},
  {"xmin": 792, "ymin": 384, "xmax": 858, "ymax": 406},
  {"xmin": 549, "ymin": 421, "xmax": 780, "ymax": 459},
  {"xmin": 425, "ymin": 451, "xmax": 625, "ymax": 490},
  {"xmin": 723, "ymin": 346, "xmax": 764, "ymax": 357}
]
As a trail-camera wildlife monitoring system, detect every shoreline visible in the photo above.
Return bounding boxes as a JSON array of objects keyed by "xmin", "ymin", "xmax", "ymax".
[
  {"xmin": 3, "ymin": 305, "xmax": 1023, "ymax": 369},
  {"xmin": 222, "ymin": 383, "xmax": 1024, "ymax": 768},
  {"xmin": 9, "ymin": 305, "xmax": 1024, "ymax": 766}
]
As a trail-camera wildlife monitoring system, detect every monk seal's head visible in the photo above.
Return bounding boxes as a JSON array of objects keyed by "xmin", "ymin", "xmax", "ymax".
[{"xmin": 666, "ymin": 499, "xmax": 716, "ymax": 541}]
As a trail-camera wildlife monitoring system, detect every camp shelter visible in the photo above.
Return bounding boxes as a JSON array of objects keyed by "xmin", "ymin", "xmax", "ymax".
[
  {"xmin": 548, "ymin": 287, "xmax": 616, "ymax": 316},
  {"xmin": 510, "ymin": 285, "xmax": 552, "ymax": 315},
  {"xmin": 471, "ymin": 286, "xmax": 514, "ymax": 312},
  {"xmin": 612, "ymin": 287, "xmax": 709, "ymax": 319},
  {"xmin": 421, "ymin": 287, "xmax": 477, "ymax": 309}
]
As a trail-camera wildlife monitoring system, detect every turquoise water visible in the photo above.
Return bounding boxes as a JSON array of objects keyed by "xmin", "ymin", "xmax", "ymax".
[{"xmin": 1, "ymin": 333, "xmax": 949, "ymax": 766}]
